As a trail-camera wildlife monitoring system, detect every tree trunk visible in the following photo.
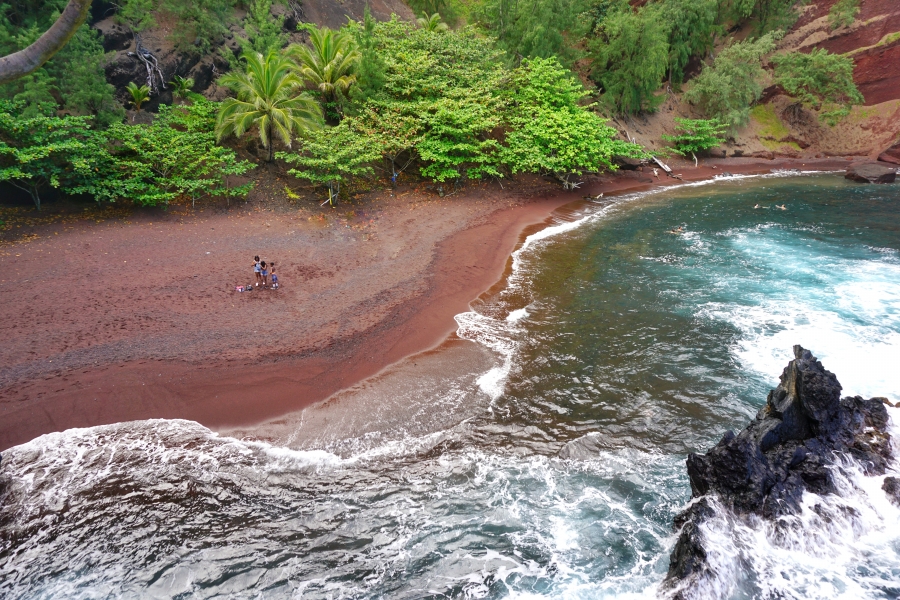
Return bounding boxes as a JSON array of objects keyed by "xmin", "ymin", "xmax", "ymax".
[
  {"xmin": 0, "ymin": 0, "xmax": 93, "ymax": 84},
  {"xmin": 266, "ymin": 122, "xmax": 274, "ymax": 163},
  {"xmin": 692, "ymin": 152, "xmax": 698, "ymax": 168}
]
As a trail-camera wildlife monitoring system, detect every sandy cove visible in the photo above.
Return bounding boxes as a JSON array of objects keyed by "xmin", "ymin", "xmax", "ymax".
[{"xmin": 0, "ymin": 157, "xmax": 854, "ymax": 450}]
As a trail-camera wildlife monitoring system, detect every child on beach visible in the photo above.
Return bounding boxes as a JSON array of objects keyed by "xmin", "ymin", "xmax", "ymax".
[
  {"xmin": 270, "ymin": 263, "xmax": 279, "ymax": 289},
  {"xmin": 260, "ymin": 261, "xmax": 269, "ymax": 287},
  {"xmin": 253, "ymin": 256, "xmax": 261, "ymax": 286}
]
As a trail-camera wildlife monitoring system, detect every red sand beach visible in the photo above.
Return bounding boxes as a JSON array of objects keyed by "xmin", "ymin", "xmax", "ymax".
[{"xmin": 0, "ymin": 157, "xmax": 852, "ymax": 450}]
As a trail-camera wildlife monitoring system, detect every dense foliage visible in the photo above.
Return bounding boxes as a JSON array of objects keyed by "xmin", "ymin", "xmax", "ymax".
[
  {"xmin": 0, "ymin": 99, "xmax": 253, "ymax": 208},
  {"xmin": 0, "ymin": 2, "xmax": 123, "ymax": 125},
  {"xmin": 276, "ymin": 21, "xmax": 641, "ymax": 200},
  {"xmin": 684, "ymin": 33, "xmax": 777, "ymax": 132},
  {"xmin": 772, "ymin": 48, "xmax": 863, "ymax": 125}
]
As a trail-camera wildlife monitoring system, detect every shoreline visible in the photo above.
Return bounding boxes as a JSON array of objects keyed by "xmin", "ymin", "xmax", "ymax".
[{"xmin": 0, "ymin": 157, "xmax": 857, "ymax": 450}]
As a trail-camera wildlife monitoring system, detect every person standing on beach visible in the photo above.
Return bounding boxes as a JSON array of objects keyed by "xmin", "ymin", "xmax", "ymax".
[
  {"xmin": 260, "ymin": 261, "xmax": 269, "ymax": 288},
  {"xmin": 253, "ymin": 256, "xmax": 262, "ymax": 286},
  {"xmin": 270, "ymin": 263, "xmax": 279, "ymax": 289}
]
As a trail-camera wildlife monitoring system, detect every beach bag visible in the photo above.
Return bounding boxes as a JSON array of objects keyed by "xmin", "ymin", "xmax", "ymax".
[{"xmin": 235, "ymin": 285, "xmax": 245, "ymax": 292}]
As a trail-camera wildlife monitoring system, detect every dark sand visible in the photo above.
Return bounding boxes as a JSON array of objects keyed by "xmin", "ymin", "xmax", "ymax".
[{"xmin": 0, "ymin": 157, "xmax": 852, "ymax": 450}]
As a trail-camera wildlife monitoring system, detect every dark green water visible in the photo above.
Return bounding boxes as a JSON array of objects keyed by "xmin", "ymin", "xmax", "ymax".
[{"xmin": 1, "ymin": 174, "xmax": 899, "ymax": 599}]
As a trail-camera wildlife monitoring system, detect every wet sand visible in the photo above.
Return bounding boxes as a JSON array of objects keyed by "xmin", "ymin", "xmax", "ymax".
[{"xmin": 0, "ymin": 157, "xmax": 853, "ymax": 450}]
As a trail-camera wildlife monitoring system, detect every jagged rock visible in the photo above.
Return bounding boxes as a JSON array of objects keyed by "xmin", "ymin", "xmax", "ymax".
[
  {"xmin": 845, "ymin": 162, "xmax": 897, "ymax": 184},
  {"xmin": 884, "ymin": 477, "xmax": 900, "ymax": 506},
  {"xmin": 878, "ymin": 141, "xmax": 900, "ymax": 165},
  {"xmin": 665, "ymin": 346, "xmax": 893, "ymax": 590}
]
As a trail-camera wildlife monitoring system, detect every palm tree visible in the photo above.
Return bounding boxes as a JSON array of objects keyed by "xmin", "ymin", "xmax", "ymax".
[
  {"xmin": 287, "ymin": 27, "xmax": 361, "ymax": 114},
  {"xmin": 417, "ymin": 13, "xmax": 449, "ymax": 32},
  {"xmin": 169, "ymin": 75, "xmax": 195, "ymax": 104},
  {"xmin": 126, "ymin": 82, "xmax": 151, "ymax": 111},
  {"xmin": 216, "ymin": 50, "xmax": 323, "ymax": 162}
]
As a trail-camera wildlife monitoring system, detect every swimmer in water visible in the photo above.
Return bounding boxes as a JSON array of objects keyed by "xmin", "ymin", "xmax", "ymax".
[
  {"xmin": 777, "ymin": 204, "xmax": 787, "ymax": 210},
  {"xmin": 754, "ymin": 204, "xmax": 761, "ymax": 209},
  {"xmin": 668, "ymin": 226, "xmax": 684, "ymax": 234}
]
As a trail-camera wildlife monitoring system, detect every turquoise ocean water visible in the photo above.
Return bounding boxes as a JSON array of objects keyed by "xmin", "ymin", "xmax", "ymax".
[{"xmin": 1, "ymin": 174, "xmax": 899, "ymax": 599}]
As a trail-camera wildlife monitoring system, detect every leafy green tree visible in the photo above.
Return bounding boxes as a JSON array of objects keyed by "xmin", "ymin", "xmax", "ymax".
[
  {"xmin": 349, "ymin": 6, "xmax": 387, "ymax": 102},
  {"xmin": 115, "ymin": 0, "xmax": 158, "ymax": 32},
  {"xmin": 238, "ymin": 0, "xmax": 288, "ymax": 54},
  {"xmin": 79, "ymin": 100, "xmax": 255, "ymax": 206},
  {"xmin": 590, "ymin": 4, "xmax": 669, "ymax": 114},
  {"xmin": 772, "ymin": 48, "xmax": 864, "ymax": 125},
  {"xmin": 684, "ymin": 33, "xmax": 777, "ymax": 132},
  {"xmin": 1, "ymin": 12, "xmax": 122, "ymax": 126},
  {"xmin": 662, "ymin": 0, "xmax": 718, "ymax": 86},
  {"xmin": 416, "ymin": 93, "xmax": 503, "ymax": 182},
  {"xmin": 279, "ymin": 119, "xmax": 381, "ymax": 205},
  {"xmin": 353, "ymin": 101, "xmax": 422, "ymax": 180},
  {"xmin": 216, "ymin": 50, "xmax": 324, "ymax": 162},
  {"xmin": 0, "ymin": 101, "xmax": 103, "ymax": 209},
  {"xmin": 288, "ymin": 26, "xmax": 361, "ymax": 119},
  {"xmin": 169, "ymin": 75, "xmax": 194, "ymax": 103},
  {"xmin": 161, "ymin": 0, "xmax": 237, "ymax": 53},
  {"xmin": 126, "ymin": 82, "xmax": 151, "ymax": 111},
  {"xmin": 829, "ymin": 0, "xmax": 859, "ymax": 29},
  {"xmin": 417, "ymin": 13, "xmax": 449, "ymax": 33},
  {"xmin": 661, "ymin": 117, "xmax": 727, "ymax": 166},
  {"xmin": 52, "ymin": 26, "xmax": 124, "ymax": 127},
  {"xmin": 500, "ymin": 57, "xmax": 640, "ymax": 187},
  {"xmin": 473, "ymin": 0, "xmax": 589, "ymax": 65}
]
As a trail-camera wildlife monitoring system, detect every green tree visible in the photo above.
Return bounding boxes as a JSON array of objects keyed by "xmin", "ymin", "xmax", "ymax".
[
  {"xmin": 279, "ymin": 119, "xmax": 381, "ymax": 205},
  {"xmin": 500, "ymin": 57, "xmax": 640, "ymax": 188},
  {"xmin": 238, "ymin": 0, "xmax": 288, "ymax": 54},
  {"xmin": 590, "ymin": 4, "xmax": 669, "ymax": 114},
  {"xmin": 161, "ymin": 0, "xmax": 238, "ymax": 54},
  {"xmin": 0, "ymin": 101, "xmax": 105, "ymax": 209},
  {"xmin": 684, "ymin": 33, "xmax": 777, "ymax": 132},
  {"xmin": 473, "ymin": 0, "xmax": 589, "ymax": 65},
  {"xmin": 216, "ymin": 50, "xmax": 324, "ymax": 162},
  {"xmin": 1, "ymin": 13, "xmax": 123, "ymax": 126},
  {"xmin": 662, "ymin": 0, "xmax": 718, "ymax": 86},
  {"xmin": 115, "ymin": 0, "xmax": 158, "ymax": 33},
  {"xmin": 126, "ymin": 81, "xmax": 151, "ymax": 111},
  {"xmin": 79, "ymin": 100, "xmax": 255, "ymax": 206},
  {"xmin": 661, "ymin": 117, "xmax": 727, "ymax": 166},
  {"xmin": 349, "ymin": 6, "xmax": 387, "ymax": 102},
  {"xmin": 288, "ymin": 26, "xmax": 361, "ymax": 119},
  {"xmin": 169, "ymin": 74, "xmax": 195, "ymax": 103},
  {"xmin": 417, "ymin": 13, "xmax": 449, "ymax": 33},
  {"xmin": 829, "ymin": 0, "xmax": 859, "ymax": 29},
  {"xmin": 772, "ymin": 48, "xmax": 864, "ymax": 125},
  {"xmin": 52, "ymin": 26, "xmax": 124, "ymax": 127}
]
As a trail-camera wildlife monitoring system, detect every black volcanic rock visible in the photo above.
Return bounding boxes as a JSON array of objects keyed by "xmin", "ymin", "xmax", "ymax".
[
  {"xmin": 884, "ymin": 477, "xmax": 900, "ymax": 506},
  {"xmin": 665, "ymin": 346, "xmax": 893, "ymax": 591}
]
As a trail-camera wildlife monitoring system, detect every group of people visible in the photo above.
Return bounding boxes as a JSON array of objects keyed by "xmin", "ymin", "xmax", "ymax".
[{"xmin": 252, "ymin": 255, "xmax": 279, "ymax": 289}]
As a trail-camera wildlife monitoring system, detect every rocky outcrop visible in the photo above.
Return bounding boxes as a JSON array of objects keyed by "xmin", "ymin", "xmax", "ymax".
[
  {"xmin": 665, "ymin": 346, "xmax": 893, "ymax": 589},
  {"xmin": 884, "ymin": 477, "xmax": 900, "ymax": 506},
  {"xmin": 845, "ymin": 161, "xmax": 897, "ymax": 183},
  {"xmin": 879, "ymin": 140, "xmax": 900, "ymax": 165}
]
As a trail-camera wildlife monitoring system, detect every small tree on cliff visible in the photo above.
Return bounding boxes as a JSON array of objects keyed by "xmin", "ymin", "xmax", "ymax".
[{"xmin": 662, "ymin": 118, "xmax": 728, "ymax": 167}]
